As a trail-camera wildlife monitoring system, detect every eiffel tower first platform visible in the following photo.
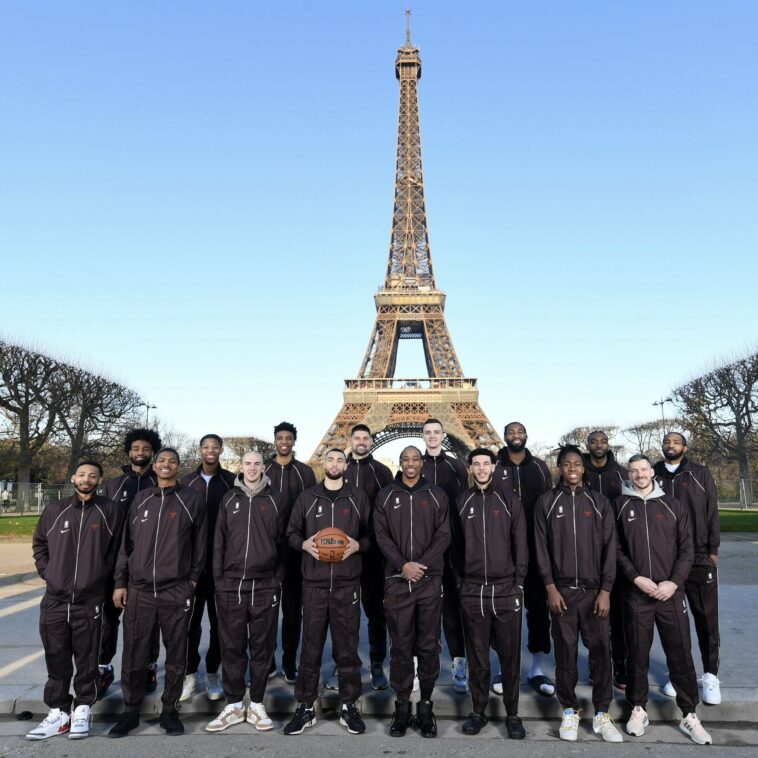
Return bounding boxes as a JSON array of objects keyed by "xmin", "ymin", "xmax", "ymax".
[{"xmin": 309, "ymin": 14, "xmax": 502, "ymax": 465}]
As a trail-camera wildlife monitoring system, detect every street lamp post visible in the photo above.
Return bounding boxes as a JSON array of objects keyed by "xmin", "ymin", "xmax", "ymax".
[
  {"xmin": 652, "ymin": 396, "xmax": 672, "ymax": 432},
  {"xmin": 140, "ymin": 402, "xmax": 157, "ymax": 427}
]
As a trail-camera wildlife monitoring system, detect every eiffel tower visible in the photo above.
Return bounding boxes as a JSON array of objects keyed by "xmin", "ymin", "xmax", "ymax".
[{"xmin": 309, "ymin": 13, "xmax": 502, "ymax": 465}]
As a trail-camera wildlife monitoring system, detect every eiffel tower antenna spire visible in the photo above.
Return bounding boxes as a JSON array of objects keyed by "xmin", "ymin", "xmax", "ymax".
[{"xmin": 310, "ymin": 15, "xmax": 502, "ymax": 465}]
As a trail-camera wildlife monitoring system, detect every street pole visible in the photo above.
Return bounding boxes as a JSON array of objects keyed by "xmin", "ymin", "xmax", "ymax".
[{"xmin": 652, "ymin": 396, "xmax": 672, "ymax": 433}]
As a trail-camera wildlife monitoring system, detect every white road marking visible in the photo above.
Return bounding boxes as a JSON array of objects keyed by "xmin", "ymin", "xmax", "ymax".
[
  {"xmin": 0, "ymin": 649, "xmax": 45, "ymax": 678},
  {"xmin": 0, "ymin": 595, "xmax": 42, "ymax": 619},
  {"xmin": 0, "ymin": 580, "xmax": 44, "ymax": 601}
]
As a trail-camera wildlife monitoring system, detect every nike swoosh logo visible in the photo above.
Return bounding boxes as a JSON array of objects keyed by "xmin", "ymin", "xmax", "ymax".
[
  {"xmin": 141, "ymin": 518, "xmax": 149, "ymax": 523},
  {"xmin": 393, "ymin": 504, "xmax": 403, "ymax": 509},
  {"xmin": 556, "ymin": 514, "xmax": 565, "ymax": 519},
  {"xmin": 467, "ymin": 514, "xmax": 475, "ymax": 519},
  {"xmin": 316, "ymin": 513, "xmax": 325, "ymax": 518},
  {"xmin": 627, "ymin": 518, "xmax": 636, "ymax": 522},
  {"xmin": 60, "ymin": 529, "xmax": 70, "ymax": 533}
]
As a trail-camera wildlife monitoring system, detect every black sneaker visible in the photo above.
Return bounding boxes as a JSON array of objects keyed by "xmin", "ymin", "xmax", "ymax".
[
  {"xmin": 283, "ymin": 703, "xmax": 315, "ymax": 735},
  {"xmin": 159, "ymin": 708, "xmax": 184, "ymax": 736},
  {"xmin": 462, "ymin": 712, "xmax": 488, "ymax": 735},
  {"xmin": 505, "ymin": 715, "xmax": 526, "ymax": 740},
  {"xmin": 96, "ymin": 666, "xmax": 115, "ymax": 700},
  {"xmin": 146, "ymin": 663, "xmax": 158, "ymax": 693},
  {"xmin": 282, "ymin": 663, "xmax": 298, "ymax": 684},
  {"xmin": 340, "ymin": 703, "xmax": 366, "ymax": 735},
  {"xmin": 416, "ymin": 700, "xmax": 437, "ymax": 738},
  {"xmin": 370, "ymin": 663, "xmax": 388, "ymax": 690},
  {"xmin": 389, "ymin": 700, "xmax": 412, "ymax": 737},
  {"xmin": 108, "ymin": 711, "xmax": 139, "ymax": 738}
]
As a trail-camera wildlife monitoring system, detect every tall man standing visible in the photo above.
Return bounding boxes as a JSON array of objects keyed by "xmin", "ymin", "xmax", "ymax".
[
  {"xmin": 583, "ymin": 430, "xmax": 629, "ymax": 690},
  {"xmin": 284, "ymin": 449, "xmax": 371, "ymax": 736},
  {"xmin": 205, "ymin": 451, "xmax": 286, "ymax": 733},
  {"xmin": 109, "ymin": 448, "xmax": 206, "ymax": 738},
  {"xmin": 616, "ymin": 455, "xmax": 712, "ymax": 745},
  {"xmin": 654, "ymin": 432, "xmax": 721, "ymax": 704},
  {"xmin": 374, "ymin": 446, "xmax": 451, "ymax": 738},
  {"xmin": 496, "ymin": 421, "xmax": 553, "ymax": 696},
  {"xmin": 421, "ymin": 418, "xmax": 469, "ymax": 693},
  {"xmin": 457, "ymin": 449, "xmax": 527, "ymax": 740},
  {"xmin": 344, "ymin": 424, "xmax": 393, "ymax": 690},
  {"xmin": 180, "ymin": 434, "xmax": 236, "ymax": 701},
  {"xmin": 265, "ymin": 421, "xmax": 317, "ymax": 683},
  {"xmin": 98, "ymin": 428, "xmax": 161, "ymax": 698},
  {"xmin": 27, "ymin": 462, "xmax": 123, "ymax": 741}
]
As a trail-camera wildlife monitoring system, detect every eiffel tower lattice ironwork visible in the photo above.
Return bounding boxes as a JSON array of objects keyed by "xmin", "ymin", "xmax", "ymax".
[{"xmin": 309, "ymin": 13, "xmax": 502, "ymax": 464}]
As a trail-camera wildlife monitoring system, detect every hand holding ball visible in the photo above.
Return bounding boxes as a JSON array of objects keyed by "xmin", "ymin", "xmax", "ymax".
[{"xmin": 313, "ymin": 527, "xmax": 350, "ymax": 562}]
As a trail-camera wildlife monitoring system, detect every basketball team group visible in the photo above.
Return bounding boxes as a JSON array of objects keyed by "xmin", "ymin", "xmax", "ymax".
[{"xmin": 27, "ymin": 418, "xmax": 720, "ymax": 745}]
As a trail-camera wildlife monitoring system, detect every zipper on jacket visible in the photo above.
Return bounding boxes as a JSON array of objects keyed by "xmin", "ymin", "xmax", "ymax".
[
  {"xmin": 571, "ymin": 491, "xmax": 579, "ymax": 589},
  {"xmin": 643, "ymin": 500, "xmax": 653, "ymax": 580},
  {"xmin": 153, "ymin": 491, "xmax": 166, "ymax": 597},
  {"xmin": 329, "ymin": 499, "xmax": 335, "ymax": 592},
  {"xmin": 239, "ymin": 495, "xmax": 252, "ymax": 605},
  {"xmin": 515, "ymin": 467, "xmax": 522, "ymax": 499},
  {"xmin": 71, "ymin": 503, "xmax": 86, "ymax": 604},
  {"xmin": 408, "ymin": 492, "xmax": 414, "ymax": 593},
  {"xmin": 481, "ymin": 491, "xmax": 488, "ymax": 586}
]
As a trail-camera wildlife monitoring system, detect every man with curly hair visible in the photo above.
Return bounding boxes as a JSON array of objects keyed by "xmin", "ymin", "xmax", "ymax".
[{"xmin": 97, "ymin": 428, "xmax": 162, "ymax": 697}]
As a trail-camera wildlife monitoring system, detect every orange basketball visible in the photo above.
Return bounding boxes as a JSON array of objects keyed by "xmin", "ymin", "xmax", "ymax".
[{"xmin": 314, "ymin": 527, "xmax": 350, "ymax": 563}]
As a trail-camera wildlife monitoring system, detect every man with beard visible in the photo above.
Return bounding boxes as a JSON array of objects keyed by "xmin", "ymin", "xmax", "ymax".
[
  {"xmin": 27, "ymin": 462, "xmax": 123, "ymax": 741},
  {"xmin": 284, "ymin": 449, "xmax": 370, "ymax": 736},
  {"xmin": 326, "ymin": 424, "xmax": 392, "ymax": 691},
  {"xmin": 265, "ymin": 421, "xmax": 317, "ymax": 683},
  {"xmin": 180, "ymin": 434, "xmax": 236, "ymax": 702},
  {"xmin": 421, "ymin": 419, "xmax": 470, "ymax": 694},
  {"xmin": 457, "ymin": 449, "xmax": 527, "ymax": 740},
  {"xmin": 584, "ymin": 430, "xmax": 629, "ymax": 690},
  {"xmin": 374, "ymin": 446, "xmax": 451, "ymax": 738},
  {"xmin": 98, "ymin": 428, "xmax": 161, "ymax": 698},
  {"xmin": 654, "ymin": 433, "xmax": 721, "ymax": 705},
  {"xmin": 109, "ymin": 448, "xmax": 206, "ymax": 738},
  {"xmin": 205, "ymin": 451, "xmax": 287, "ymax": 733},
  {"xmin": 495, "ymin": 422, "xmax": 553, "ymax": 697},
  {"xmin": 616, "ymin": 455, "xmax": 712, "ymax": 745}
]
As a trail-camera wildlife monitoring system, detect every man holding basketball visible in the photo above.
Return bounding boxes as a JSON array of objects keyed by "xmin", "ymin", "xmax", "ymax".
[{"xmin": 284, "ymin": 448, "xmax": 371, "ymax": 736}]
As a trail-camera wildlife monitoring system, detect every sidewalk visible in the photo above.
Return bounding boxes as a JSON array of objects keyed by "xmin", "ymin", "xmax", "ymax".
[{"xmin": 1, "ymin": 535, "xmax": 756, "ymax": 724}]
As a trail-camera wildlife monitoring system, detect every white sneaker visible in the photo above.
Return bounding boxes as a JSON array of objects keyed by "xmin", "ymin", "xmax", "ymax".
[
  {"xmin": 69, "ymin": 704, "xmax": 91, "ymax": 740},
  {"xmin": 626, "ymin": 705, "xmax": 649, "ymax": 737},
  {"xmin": 559, "ymin": 708, "xmax": 581, "ymax": 741},
  {"xmin": 205, "ymin": 672, "xmax": 224, "ymax": 701},
  {"xmin": 412, "ymin": 656, "xmax": 420, "ymax": 693},
  {"xmin": 325, "ymin": 666, "xmax": 339, "ymax": 690},
  {"xmin": 452, "ymin": 657, "xmax": 468, "ymax": 694},
  {"xmin": 491, "ymin": 671, "xmax": 503, "ymax": 695},
  {"xmin": 593, "ymin": 711, "xmax": 623, "ymax": 743},
  {"xmin": 701, "ymin": 673, "xmax": 721, "ymax": 705},
  {"xmin": 205, "ymin": 703, "xmax": 245, "ymax": 732},
  {"xmin": 26, "ymin": 708, "xmax": 70, "ymax": 740},
  {"xmin": 679, "ymin": 712, "xmax": 712, "ymax": 745},
  {"xmin": 247, "ymin": 701, "xmax": 274, "ymax": 731},
  {"xmin": 179, "ymin": 673, "xmax": 196, "ymax": 702},
  {"xmin": 662, "ymin": 679, "xmax": 676, "ymax": 697}
]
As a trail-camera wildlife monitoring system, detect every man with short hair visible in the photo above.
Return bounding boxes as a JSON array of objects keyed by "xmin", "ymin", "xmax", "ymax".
[
  {"xmin": 374, "ymin": 446, "xmax": 451, "ymax": 738},
  {"xmin": 457, "ymin": 449, "xmax": 527, "ymax": 740},
  {"xmin": 584, "ymin": 430, "xmax": 629, "ymax": 690},
  {"xmin": 283, "ymin": 449, "xmax": 370, "ymax": 736},
  {"xmin": 654, "ymin": 432, "xmax": 721, "ymax": 704},
  {"xmin": 27, "ymin": 461, "xmax": 123, "ymax": 741},
  {"xmin": 98, "ymin": 428, "xmax": 161, "ymax": 698},
  {"xmin": 265, "ymin": 421, "xmax": 317, "ymax": 683},
  {"xmin": 343, "ymin": 423, "xmax": 393, "ymax": 690},
  {"xmin": 421, "ymin": 418, "xmax": 470, "ymax": 693},
  {"xmin": 109, "ymin": 448, "xmax": 207, "ymax": 738},
  {"xmin": 180, "ymin": 433, "xmax": 236, "ymax": 702},
  {"xmin": 205, "ymin": 451, "xmax": 287, "ymax": 733},
  {"xmin": 495, "ymin": 421, "xmax": 553, "ymax": 696},
  {"xmin": 615, "ymin": 454, "xmax": 712, "ymax": 745}
]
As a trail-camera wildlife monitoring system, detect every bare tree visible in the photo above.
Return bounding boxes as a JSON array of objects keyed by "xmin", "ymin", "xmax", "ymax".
[
  {"xmin": 622, "ymin": 419, "xmax": 669, "ymax": 459},
  {"xmin": 672, "ymin": 352, "xmax": 758, "ymax": 506},
  {"xmin": 221, "ymin": 436, "xmax": 276, "ymax": 472}
]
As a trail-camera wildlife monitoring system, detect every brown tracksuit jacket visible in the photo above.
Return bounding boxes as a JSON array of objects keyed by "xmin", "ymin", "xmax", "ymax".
[
  {"xmin": 265, "ymin": 456, "xmax": 317, "ymax": 517},
  {"xmin": 584, "ymin": 452, "xmax": 628, "ymax": 501},
  {"xmin": 103, "ymin": 466, "xmax": 158, "ymax": 512}
]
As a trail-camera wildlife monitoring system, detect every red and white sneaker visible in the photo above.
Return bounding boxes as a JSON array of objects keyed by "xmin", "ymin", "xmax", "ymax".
[{"xmin": 26, "ymin": 708, "xmax": 70, "ymax": 740}]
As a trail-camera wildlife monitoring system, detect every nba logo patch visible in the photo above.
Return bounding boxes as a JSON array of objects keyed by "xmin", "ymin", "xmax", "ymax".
[
  {"xmin": 234, "ymin": 502, "xmax": 240, "ymax": 511},
  {"xmin": 558, "ymin": 506, "xmax": 563, "ymax": 515},
  {"xmin": 630, "ymin": 509, "xmax": 635, "ymax": 518},
  {"xmin": 64, "ymin": 520, "xmax": 69, "ymax": 528},
  {"xmin": 469, "ymin": 507, "xmax": 474, "ymax": 516},
  {"xmin": 318, "ymin": 505, "xmax": 323, "ymax": 515},
  {"xmin": 186, "ymin": 599, "xmax": 191, "ymax": 607},
  {"xmin": 144, "ymin": 510, "xmax": 149, "ymax": 518},
  {"xmin": 395, "ymin": 497, "xmax": 400, "ymax": 504}
]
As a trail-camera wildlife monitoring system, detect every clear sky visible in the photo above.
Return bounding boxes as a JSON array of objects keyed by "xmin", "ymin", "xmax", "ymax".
[{"xmin": 2, "ymin": 1, "xmax": 756, "ymax": 461}]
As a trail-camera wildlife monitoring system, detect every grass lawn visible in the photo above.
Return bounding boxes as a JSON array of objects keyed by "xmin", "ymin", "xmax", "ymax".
[
  {"xmin": 0, "ymin": 515, "xmax": 41, "ymax": 537},
  {"xmin": 719, "ymin": 508, "xmax": 758, "ymax": 532}
]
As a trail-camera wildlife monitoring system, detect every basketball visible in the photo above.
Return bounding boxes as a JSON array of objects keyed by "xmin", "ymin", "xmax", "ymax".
[{"xmin": 314, "ymin": 527, "xmax": 350, "ymax": 562}]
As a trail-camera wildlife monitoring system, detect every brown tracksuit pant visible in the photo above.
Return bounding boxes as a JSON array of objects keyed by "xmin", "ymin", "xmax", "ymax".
[
  {"xmin": 187, "ymin": 572, "xmax": 221, "ymax": 676},
  {"xmin": 624, "ymin": 589, "xmax": 699, "ymax": 714},
  {"xmin": 280, "ymin": 549, "xmax": 303, "ymax": 671},
  {"xmin": 442, "ymin": 562, "xmax": 466, "ymax": 659},
  {"xmin": 609, "ymin": 578, "xmax": 627, "ymax": 680},
  {"xmin": 685, "ymin": 564, "xmax": 720, "ymax": 675},
  {"xmin": 295, "ymin": 584, "xmax": 362, "ymax": 705},
  {"xmin": 100, "ymin": 578, "xmax": 159, "ymax": 666},
  {"xmin": 551, "ymin": 588, "xmax": 612, "ymax": 712},
  {"xmin": 361, "ymin": 544, "xmax": 387, "ymax": 664},
  {"xmin": 40, "ymin": 595, "xmax": 103, "ymax": 710},
  {"xmin": 461, "ymin": 586, "xmax": 522, "ymax": 715},
  {"xmin": 524, "ymin": 560, "xmax": 551, "ymax": 654},
  {"xmin": 120, "ymin": 583, "xmax": 195, "ymax": 710},
  {"xmin": 216, "ymin": 586, "xmax": 280, "ymax": 703},
  {"xmin": 384, "ymin": 576, "xmax": 444, "ymax": 701}
]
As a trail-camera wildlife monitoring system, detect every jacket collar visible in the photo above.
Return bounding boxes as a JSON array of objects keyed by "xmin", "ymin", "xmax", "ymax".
[
  {"xmin": 621, "ymin": 480, "xmax": 666, "ymax": 500},
  {"xmin": 583, "ymin": 451, "xmax": 620, "ymax": 475},
  {"xmin": 121, "ymin": 464, "xmax": 155, "ymax": 480},
  {"xmin": 497, "ymin": 447, "xmax": 534, "ymax": 467},
  {"xmin": 391, "ymin": 472, "xmax": 432, "ymax": 494}
]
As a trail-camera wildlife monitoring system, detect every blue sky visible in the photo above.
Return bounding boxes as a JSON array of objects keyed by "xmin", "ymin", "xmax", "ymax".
[{"xmin": 2, "ymin": 1, "xmax": 756, "ymax": 461}]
